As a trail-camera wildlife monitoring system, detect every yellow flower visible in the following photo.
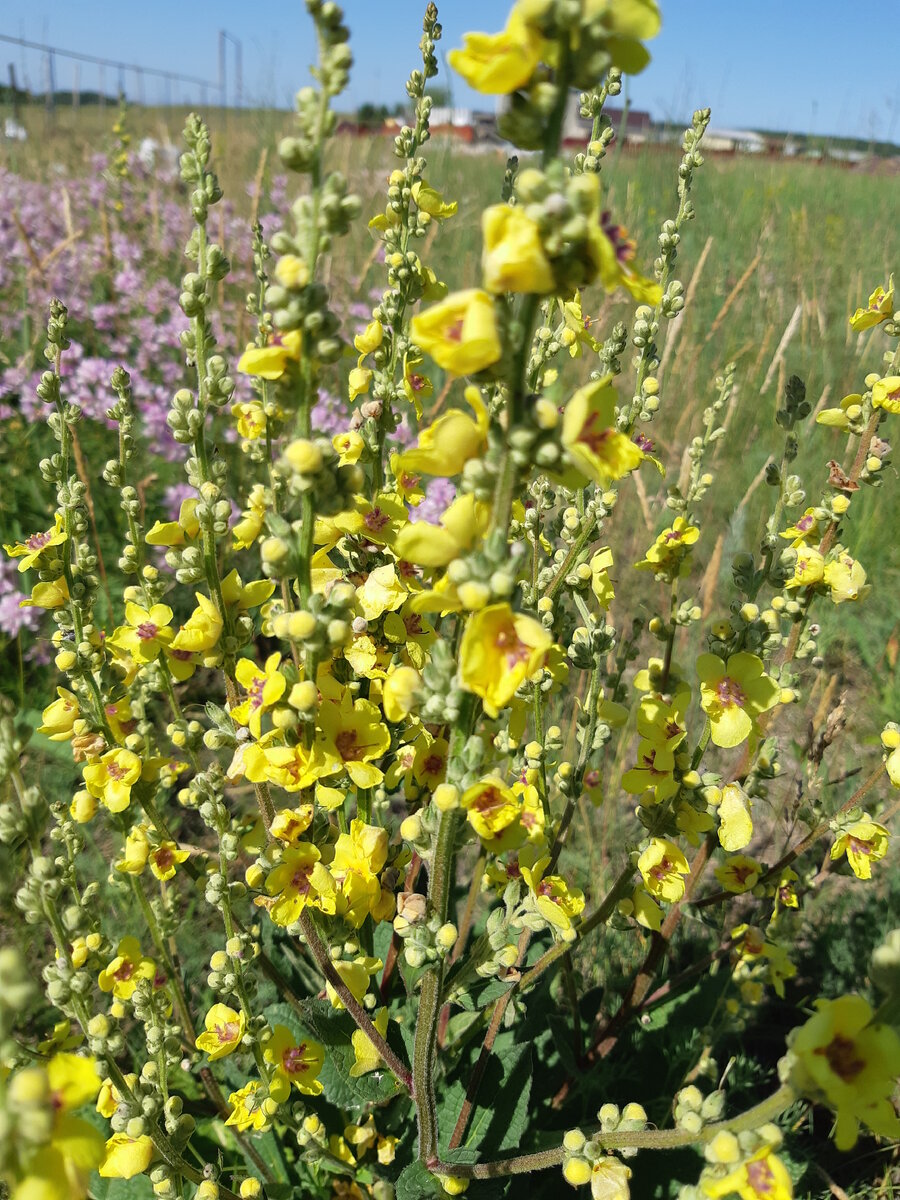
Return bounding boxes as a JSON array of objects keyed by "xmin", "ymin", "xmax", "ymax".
[
  {"xmin": 830, "ymin": 819, "xmax": 889, "ymax": 880},
  {"xmin": 149, "ymin": 840, "xmax": 189, "ymax": 881},
  {"xmin": 395, "ymin": 385, "xmax": 489, "ymax": 478},
  {"xmin": 318, "ymin": 694, "xmax": 391, "ymax": 788},
  {"xmin": 355, "ymin": 563, "xmax": 408, "ymax": 622},
  {"xmin": 116, "ymin": 824, "xmax": 150, "ymax": 875},
  {"xmin": 561, "ymin": 376, "xmax": 643, "ymax": 486},
  {"xmin": 409, "ymin": 289, "xmax": 502, "ymax": 375},
  {"xmin": 196, "ymin": 1003, "xmax": 246, "ymax": 1060},
  {"xmin": 780, "ymin": 508, "xmax": 821, "ymax": 544},
  {"xmin": 788, "ymin": 994, "xmax": 900, "ymax": 1149},
  {"xmin": 521, "ymin": 852, "xmax": 585, "ymax": 936},
  {"xmin": 716, "ymin": 784, "xmax": 754, "ymax": 852},
  {"xmin": 702, "ymin": 1148, "xmax": 792, "ymax": 1200},
  {"xmin": 170, "ymin": 592, "xmax": 223, "ymax": 653},
  {"xmin": 393, "ymin": 492, "xmax": 491, "ymax": 569},
  {"xmin": 382, "ymin": 665, "xmax": 422, "ymax": 722},
  {"xmin": 334, "ymin": 492, "xmax": 408, "ymax": 547},
  {"xmin": 231, "ymin": 652, "xmax": 287, "ymax": 738},
  {"xmin": 145, "ymin": 497, "xmax": 200, "ymax": 547},
  {"xmin": 636, "ymin": 516, "xmax": 700, "ymax": 578},
  {"xmin": 20, "ymin": 576, "xmax": 70, "ymax": 609},
  {"xmin": 384, "ymin": 605, "xmax": 434, "ymax": 669},
  {"xmin": 265, "ymin": 842, "xmax": 337, "ymax": 925},
  {"xmin": 354, "ymin": 319, "xmax": 383, "ymax": 357},
  {"xmin": 233, "ymin": 483, "xmax": 268, "ymax": 550},
  {"xmin": 38, "ymin": 687, "xmax": 80, "ymax": 741},
  {"xmin": 823, "ymin": 552, "xmax": 868, "ymax": 604},
  {"xmin": 109, "ymin": 602, "xmax": 174, "ymax": 664},
  {"xmin": 220, "ymin": 570, "xmax": 276, "ymax": 611},
  {"xmin": 4, "ymin": 513, "xmax": 66, "ymax": 571},
  {"xmin": 785, "ymin": 546, "xmax": 825, "ymax": 589},
  {"xmin": 461, "ymin": 776, "xmax": 520, "ymax": 841},
  {"xmin": 447, "ymin": 12, "xmax": 543, "ymax": 94},
  {"xmin": 4, "ymin": 1053, "xmax": 104, "ymax": 1200},
  {"xmin": 637, "ymin": 838, "xmax": 690, "ymax": 903},
  {"xmin": 402, "ymin": 351, "xmax": 434, "ymax": 418},
  {"xmin": 350, "ymin": 1007, "xmax": 390, "ymax": 1076},
  {"xmin": 265, "ymin": 1025, "xmax": 324, "ymax": 1097},
  {"xmin": 482, "ymin": 203, "xmax": 554, "ymax": 294},
  {"xmin": 225, "ymin": 1080, "xmax": 271, "ymax": 1132},
  {"xmin": 99, "ymin": 1134, "xmax": 155, "ymax": 1179},
  {"xmin": 349, "ymin": 365, "xmax": 373, "ymax": 400},
  {"xmin": 713, "ymin": 854, "xmax": 762, "ymax": 894},
  {"xmin": 459, "ymin": 603, "xmax": 553, "ymax": 716},
  {"xmin": 411, "ymin": 179, "xmax": 458, "ymax": 219},
  {"xmin": 848, "ymin": 277, "xmax": 894, "ymax": 331},
  {"xmin": 232, "ymin": 400, "xmax": 267, "ymax": 439},
  {"xmin": 270, "ymin": 804, "xmax": 314, "ymax": 844},
  {"xmin": 83, "ymin": 748, "xmax": 143, "ymax": 813},
  {"xmin": 334, "ymin": 430, "xmax": 365, "ymax": 465},
  {"xmin": 237, "ymin": 329, "xmax": 303, "ymax": 379},
  {"xmin": 873, "ymin": 375, "xmax": 900, "ymax": 414},
  {"xmin": 590, "ymin": 547, "xmax": 615, "ymax": 609},
  {"xmin": 98, "ymin": 937, "xmax": 156, "ymax": 1000},
  {"xmin": 589, "ymin": 1155, "xmax": 632, "ymax": 1200},
  {"xmin": 697, "ymin": 652, "xmax": 779, "ymax": 749},
  {"xmin": 332, "ymin": 818, "xmax": 389, "ymax": 926},
  {"xmin": 325, "ymin": 956, "xmax": 383, "ymax": 1009}
]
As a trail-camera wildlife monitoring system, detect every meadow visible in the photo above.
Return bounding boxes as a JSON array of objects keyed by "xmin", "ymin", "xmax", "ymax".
[{"xmin": 1, "ymin": 38, "xmax": 899, "ymax": 1200}]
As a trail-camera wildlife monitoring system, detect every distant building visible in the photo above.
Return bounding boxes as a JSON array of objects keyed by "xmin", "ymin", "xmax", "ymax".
[
  {"xmin": 429, "ymin": 106, "xmax": 497, "ymax": 142},
  {"xmin": 560, "ymin": 95, "xmax": 652, "ymax": 145},
  {"xmin": 702, "ymin": 127, "xmax": 767, "ymax": 154}
]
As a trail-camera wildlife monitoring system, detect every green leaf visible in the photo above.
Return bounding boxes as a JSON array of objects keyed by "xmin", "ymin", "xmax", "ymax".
[
  {"xmin": 88, "ymin": 1173, "xmax": 154, "ymax": 1200},
  {"xmin": 438, "ymin": 1042, "xmax": 532, "ymax": 1158},
  {"xmin": 264, "ymin": 999, "xmax": 403, "ymax": 1109},
  {"xmin": 394, "ymin": 1161, "xmax": 443, "ymax": 1200}
]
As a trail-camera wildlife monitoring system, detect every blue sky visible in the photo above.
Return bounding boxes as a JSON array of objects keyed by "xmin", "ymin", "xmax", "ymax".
[{"xmin": 6, "ymin": 1, "xmax": 899, "ymax": 141}]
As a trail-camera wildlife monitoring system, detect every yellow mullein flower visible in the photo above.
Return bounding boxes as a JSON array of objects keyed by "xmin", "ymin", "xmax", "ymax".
[
  {"xmin": 830, "ymin": 819, "xmax": 889, "ymax": 879},
  {"xmin": 170, "ymin": 592, "xmax": 223, "ymax": 653},
  {"xmin": 355, "ymin": 563, "xmax": 408, "ymax": 621},
  {"xmin": 590, "ymin": 547, "xmax": 615, "ymax": 608},
  {"xmin": 713, "ymin": 854, "xmax": 762, "ymax": 894},
  {"xmin": 110, "ymin": 602, "xmax": 174, "ymax": 664},
  {"xmin": 237, "ymin": 329, "xmax": 303, "ymax": 379},
  {"xmin": 788, "ymin": 994, "xmax": 900, "ymax": 1149},
  {"xmin": 20, "ymin": 576, "xmax": 70, "ymax": 609},
  {"xmin": 96, "ymin": 1073, "xmax": 135, "ymax": 1119},
  {"xmin": 265, "ymin": 1025, "xmax": 325, "ymax": 1097},
  {"xmin": 116, "ymin": 824, "xmax": 150, "ymax": 875},
  {"xmin": 98, "ymin": 937, "xmax": 156, "ymax": 1000},
  {"xmin": 411, "ymin": 179, "xmax": 458, "ymax": 219},
  {"xmin": 334, "ymin": 429, "xmax": 365, "ymax": 465},
  {"xmin": 83, "ymin": 748, "xmax": 143, "ymax": 813},
  {"xmin": 149, "ymin": 840, "xmax": 189, "ymax": 881},
  {"xmin": 4, "ymin": 513, "xmax": 66, "ymax": 571},
  {"xmin": 354, "ymin": 319, "xmax": 383, "ymax": 357},
  {"xmin": 459, "ymin": 603, "xmax": 552, "ymax": 716},
  {"xmin": 332, "ymin": 818, "xmax": 389, "ymax": 926},
  {"xmin": 447, "ymin": 11, "xmax": 543, "ymax": 94},
  {"xmin": 3, "ymin": 1053, "xmax": 104, "ymax": 1200},
  {"xmin": 384, "ymin": 604, "xmax": 435, "ymax": 669},
  {"xmin": 382, "ymin": 665, "xmax": 422, "ymax": 722},
  {"xmin": 409, "ymin": 288, "xmax": 502, "ymax": 375},
  {"xmin": 334, "ymin": 493, "xmax": 408, "ymax": 547},
  {"xmin": 883, "ymin": 726, "xmax": 900, "ymax": 787},
  {"xmin": 561, "ymin": 376, "xmax": 643, "ymax": 487},
  {"xmin": 816, "ymin": 391, "xmax": 862, "ymax": 431},
  {"xmin": 702, "ymin": 1148, "xmax": 792, "ymax": 1200},
  {"xmin": 461, "ymin": 776, "xmax": 521, "ymax": 842},
  {"xmin": 785, "ymin": 546, "xmax": 825, "ymax": 589},
  {"xmin": 145, "ymin": 497, "xmax": 200, "ymax": 547},
  {"xmin": 221, "ymin": 571, "xmax": 275, "ymax": 611},
  {"xmin": 873, "ymin": 375, "xmax": 900, "ymax": 413},
  {"xmin": 99, "ymin": 1133, "xmax": 155, "ymax": 1180},
  {"xmin": 233, "ymin": 483, "xmax": 268, "ymax": 550},
  {"xmin": 823, "ymin": 552, "xmax": 868, "ymax": 604},
  {"xmin": 265, "ymin": 842, "xmax": 337, "ymax": 925},
  {"xmin": 319, "ymin": 694, "xmax": 391, "ymax": 788},
  {"xmin": 394, "ymin": 492, "xmax": 491, "ymax": 569},
  {"xmin": 232, "ymin": 399, "xmax": 267, "ymax": 439},
  {"xmin": 848, "ymin": 277, "xmax": 894, "ymax": 331},
  {"xmin": 325, "ymin": 956, "xmax": 383, "ymax": 1008},
  {"xmin": 621, "ymin": 741, "xmax": 678, "ymax": 803},
  {"xmin": 638, "ymin": 838, "xmax": 690, "ymax": 903},
  {"xmin": 243, "ymin": 740, "xmax": 332, "ymax": 793},
  {"xmin": 396, "ymin": 385, "xmax": 489, "ymax": 479},
  {"xmin": 270, "ymin": 804, "xmax": 314, "ymax": 844},
  {"xmin": 349, "ymin": 1007, "xmax": 390, "ymax": 1077},
  {"xmin": 697, "ymin": 652, "xmax": 779, "ymax": 749},
  {"xmin": 225, "ymin": 1080, "xmax": 270, "ymax": 1132},
  {"xmin": 402, "ymin": 351, "xmax": 434, "ymax": 417},
  {"xmin": 716, "ymin": 783, "xmax": 754, "ymax": 852},
  {"xmin": 630, "ymin": 884, "xmax": 663, "ymax": 931},
  {"xmin": 390, "ymin": 452, "xmax": 425, "ymax": 505},
  {"xmin": 349, "ymin": 365, "xmax": 373, "ymax": 400},
  {"xmin": 635, "ymin": 516, "xmax": 700, "ymax": 578},
  {"xmin": 520, "ymin": 852, "xmax": 585, "ymax": 937},
  {"xmin": 38, "ymin": 687, "xmax": 80, "ymax": 741},
  {"xmin": 196, "ymin": 1003, "xmax": 246, "ymax": 1060},
  {"xmin": 231, "ymin": 652, "xmax": 287, "ymax": 738},
  {"xmin": 779, "ymin": 508, "xmax": 820, "ymax": 544},
  {"xmin": 482, "ymin": 203, "xmax": 554, "ymax": 294},
  {"xmin": 588, "ymin": 1155, "xmax": 632, "ymax": 1200}
]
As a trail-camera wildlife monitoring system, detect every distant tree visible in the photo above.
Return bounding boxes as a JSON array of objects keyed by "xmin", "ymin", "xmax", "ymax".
[
  {"xmin": 425, "ymin": 84, "xmax": 451, "ymax": 107},
  {"xmin": 357, "ymin": 101, "xmax": 389, "ymax": 128}
]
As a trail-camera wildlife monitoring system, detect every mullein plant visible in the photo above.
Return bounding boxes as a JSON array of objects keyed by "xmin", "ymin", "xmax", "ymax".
[{"xmin": 2, "ymin": 2, "xmax": 900, "ymax": 1199}]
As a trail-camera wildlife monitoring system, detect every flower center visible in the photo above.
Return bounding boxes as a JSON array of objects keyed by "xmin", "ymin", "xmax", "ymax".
[
  {"xmin": 335, "ymin": 729, "xmax": 363, "ymax": 761},
  {"xmin": 290, "ymin": 866, "xmax": 312, "ymax": 895},
  {"xmin": 248, "ymin": 678, "xmax": 266, "ymax": 709},
  {"xmin": 217, "ymin": 1021, "xmax": 240, "ymax": 1043},
  {"xmin": 577, "ymin": 411, "xmax": 613, "ymax": 455},
  {"xmin": 114, "ymin": 960, "xmax": 134, "ymax": 982},
  {"xmin": 25, "ymin": 530, "xmax": 52, "ymax": 551},
  {"xmin": 421, "ymin": 753, "xmax": 444, "ymax": 776},
  {"xmin": 408, "ymin": 374, "xmax": 427, "ymax": 392},
  {"xmin": 364, "ymin": 507, "xmax": 390, "ymax": 532},
  {"xmin": 446, "ymin": 318, "xmax": 465, "ymax": 342},
  {"xmin": 107, "ymin": 762, "xmax": 128, "ymax": 781},
  {"xmin": 716, "ymin": 677, "xmax": 745, "ymax": 708},
  {"xmin": 136, "ymin": 621, "xmax": 159, "ymax": 641},
  {"xmin": 473, "ymin": 786, "xmax": 505, "ymax": 815},
  {"xmin": 746, "ymin": 1159, "xmax": 775, "ymax": 1195},
  {"xmin": 154, "ymin": 847, "xmax": 174, "ymax": 871},
  {"xmin": 494, "ymin": 626, "xmax": 530, "ymax": 668},
  {"xmin": 282, "ymin": 1044, "xmax": 310, "ymax": 1075},
  {"xmin": 820, "ymin": 1033, "xmax": 865, "ymax": 1081}
]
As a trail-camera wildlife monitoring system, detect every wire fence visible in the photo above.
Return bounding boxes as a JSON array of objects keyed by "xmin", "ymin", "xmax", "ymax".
[{"xmin": 0, "ymin": 30, "xmax": 243, "ymax": 116}]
